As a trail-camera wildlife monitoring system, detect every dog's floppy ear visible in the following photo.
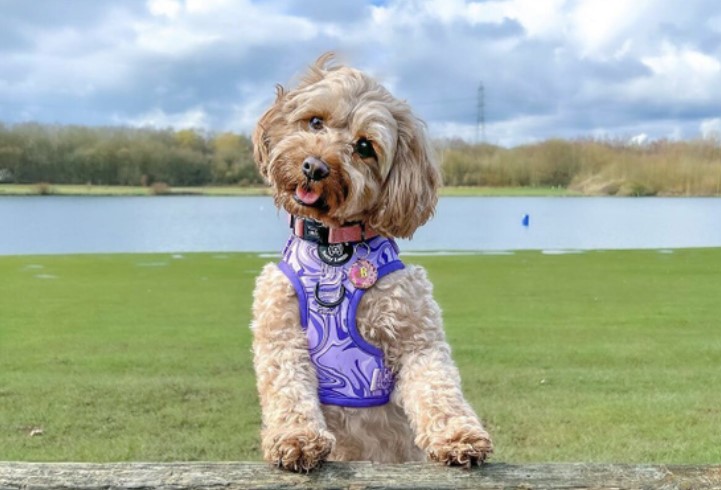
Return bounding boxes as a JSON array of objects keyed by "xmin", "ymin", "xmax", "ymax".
[
  {"xmin": 252, "ymin": 85, "xmax": 285, "ymax": 179},
  {"xmin": 370, "ymin": 112, "xmax": 441, "ymax": 239}
]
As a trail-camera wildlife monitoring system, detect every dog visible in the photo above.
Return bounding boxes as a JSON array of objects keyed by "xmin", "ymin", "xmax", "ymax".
[{"xmin": 250, "ymin": 53, "xmax": 492, "ymax": 472}]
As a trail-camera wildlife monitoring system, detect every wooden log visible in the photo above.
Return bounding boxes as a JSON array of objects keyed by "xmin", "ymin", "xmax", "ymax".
[{"xmin": 1, "ymin": 462, "xmax": 721, "ymax": 490}]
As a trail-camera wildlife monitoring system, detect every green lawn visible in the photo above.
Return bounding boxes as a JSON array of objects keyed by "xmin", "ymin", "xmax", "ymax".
[{"xmin": 1, "ymin": 249, "xmax": 719, "ymax": 463}]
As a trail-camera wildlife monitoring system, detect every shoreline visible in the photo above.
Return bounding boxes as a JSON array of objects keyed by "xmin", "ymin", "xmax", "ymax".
[
  {"xmin": 0, "ymin": 184, "xmax": 623, "ymax": 198},
  {"xmin": 1, "ymin": 183, "xmax": 718, "ymax": 197}
]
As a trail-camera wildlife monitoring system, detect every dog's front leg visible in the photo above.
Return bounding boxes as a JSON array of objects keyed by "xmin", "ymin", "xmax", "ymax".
[
  {"xmin": 391, "ymin": 269, "xmax": 493, "ymax": 466},
  {"xmin": 396, "ymin": 343, "xmax": 493, "ymax": 466},
  {"xmin": 251, "ymin": 264, "xmax": 335, "ymax": 472}
]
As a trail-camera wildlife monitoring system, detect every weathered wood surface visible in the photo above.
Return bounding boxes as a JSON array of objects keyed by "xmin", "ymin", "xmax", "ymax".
[{"xmin": 1, "ymin": 462, "xmax": 721, "ymax": 490}]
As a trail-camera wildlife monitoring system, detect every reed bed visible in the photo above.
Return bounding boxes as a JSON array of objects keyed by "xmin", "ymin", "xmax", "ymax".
[{"xmin": 439, "ymin": 139, "xmax": 721, "ymax": 196}]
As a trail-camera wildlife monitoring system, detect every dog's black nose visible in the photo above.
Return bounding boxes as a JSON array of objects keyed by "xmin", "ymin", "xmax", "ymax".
[{"xmin": 302, "ymin": 157, "xmax": 330, "ymax": 181}]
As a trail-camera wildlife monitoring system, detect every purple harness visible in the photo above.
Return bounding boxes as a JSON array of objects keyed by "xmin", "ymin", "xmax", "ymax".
[{"xmin": 278, "ymin": 231, "xmax": 404, "ymax": 407}]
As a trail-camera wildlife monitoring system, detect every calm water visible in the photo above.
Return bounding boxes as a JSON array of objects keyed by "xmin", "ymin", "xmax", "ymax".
[{"xmin": 1, "ymin": 196, "xmax": 720, "ymax": 255}]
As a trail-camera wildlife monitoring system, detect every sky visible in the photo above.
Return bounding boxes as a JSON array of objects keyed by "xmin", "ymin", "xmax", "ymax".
[{"xmin": 1, "ymin": 0, "xmax": 721, "ymax": 146}]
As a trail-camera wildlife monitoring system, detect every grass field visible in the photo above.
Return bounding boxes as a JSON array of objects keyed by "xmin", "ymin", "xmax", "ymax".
[
  {"xmin": 1, "ymin": 249, "xmax": 720, "ymax": 463},
  {"xmin": 0, "ymin": 183, "xmax": 577, "ymax": 197}
]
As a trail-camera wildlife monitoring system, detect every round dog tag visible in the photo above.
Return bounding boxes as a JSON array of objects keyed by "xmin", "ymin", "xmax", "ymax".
[
  {"xmin": 318, "ymin": 242, "xmax": 353, "ymax": 266},
  {"xmin": 349, "ymin": 259, "xmax": 377, "ymax": 289}
]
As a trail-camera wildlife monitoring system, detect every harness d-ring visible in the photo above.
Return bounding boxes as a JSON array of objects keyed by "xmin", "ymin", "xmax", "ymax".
[
  {"xmin": 314, "ymin": 283, "xmax": 346, "ymax": 308},
  {"xmin": 355, "ymin": 241, "xmax": 371, "ymax": 259}
]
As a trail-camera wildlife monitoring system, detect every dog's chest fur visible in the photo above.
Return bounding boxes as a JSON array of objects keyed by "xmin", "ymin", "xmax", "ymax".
[{"xmin": 321, "ymin": 266, "xmax": 429, "ymax": 462}]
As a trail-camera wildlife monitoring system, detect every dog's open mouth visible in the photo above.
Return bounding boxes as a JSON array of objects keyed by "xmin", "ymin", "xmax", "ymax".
[{"xmin": 293, "ymin": 184, "xmax": 324, "ymax": 208}]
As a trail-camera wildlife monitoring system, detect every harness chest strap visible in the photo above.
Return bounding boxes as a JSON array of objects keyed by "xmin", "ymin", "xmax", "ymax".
[{"xmin": 278, "ymin": 225, "xmax": 404, "ymax": 408}]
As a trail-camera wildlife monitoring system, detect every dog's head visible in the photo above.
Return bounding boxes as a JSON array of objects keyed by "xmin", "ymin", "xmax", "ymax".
[{"xmin": 252, "ymin": 53, "xmax": 440, "ymax": 239}]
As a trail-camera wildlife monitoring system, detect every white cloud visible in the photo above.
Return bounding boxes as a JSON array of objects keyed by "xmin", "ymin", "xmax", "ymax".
[
  {"xmin": 185, "ymin": 0, "xmax": 235, "ymax": 15},
  {"xmin": 421, "ymin": 0, "xmax": 468, "ymax": 25},
  {"xmin": 700, "ymin": 118, "xmax": 721, "ymax": 139},
  {"xmin": 120, "ymin": 107, "xmax": 210, "ymax": 130},
  {"xmin": 633, "ymin": 43, "xmax": 721, "ymax": 100},
  {"xmin": 225, "ymin": 92, "xmax": 273, "ymax": 133},
  {"xmin": 629, "ymin": 133, "xmax": 649, "ymax": 145},
  {"xmin": 645, "ymin": 46, "xmax": 721, "ymax": 77},
  {"xmin": 133, "ymin": 23, "xmax": 221, "ymax": 56},
  {"xmin": 569, "ymin": 0, "xmax": 653, "ymax": 58},
  {"xmin": 484, "ymin": 114, "xmax": 561, "ymax": 147},
  {"xmin": 134, "ymin": 0, "xmax": 321, "ymax": 57},
  {"xmin": 466, "ymin": 0, "xmax": 568, "ymax": 37},
  {"xmin": 372, "ymin": 0, "xmax": 568, "ymax": 38},
  {"xmin": 148, "ymin": 0, "xmax": 181, "ymax": 19}
]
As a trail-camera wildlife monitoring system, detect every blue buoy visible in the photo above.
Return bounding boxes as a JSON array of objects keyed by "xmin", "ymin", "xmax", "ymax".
[{"xmin": 522, "ymin": 214, "xmax": 530, "ymax": 227}]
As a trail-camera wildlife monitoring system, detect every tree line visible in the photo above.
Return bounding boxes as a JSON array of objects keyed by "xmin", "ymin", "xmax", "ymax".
[
  {"xmin": 0, "ymin": 123, "xmax": 261, "ymax": 186},
  {"xmin": 1, "ymin": 122, "xmax": 720, "ymax": 196}
]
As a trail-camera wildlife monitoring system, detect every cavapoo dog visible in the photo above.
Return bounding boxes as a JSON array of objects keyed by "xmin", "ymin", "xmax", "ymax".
[{"xmin": 250, "ymin": 53, "xmax": 492, "ymax": 472}]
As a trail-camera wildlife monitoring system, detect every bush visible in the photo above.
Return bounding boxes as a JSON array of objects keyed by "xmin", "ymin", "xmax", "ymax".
[
  {"xmin": 32, "ymin": 182, "xmax": 54, "ymax": 195},
  {"xmin": 150, "ymin": 182, "xmax": 171, "ymax": 195}
]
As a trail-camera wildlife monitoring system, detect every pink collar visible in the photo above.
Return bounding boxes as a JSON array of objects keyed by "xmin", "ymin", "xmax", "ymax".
[{"xmin": 291, "ymin": 216, "xmax": 380, "ymax": 244}]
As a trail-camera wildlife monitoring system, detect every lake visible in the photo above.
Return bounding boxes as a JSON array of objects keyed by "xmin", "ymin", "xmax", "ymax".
[{"xmin": 1, "ymin": 196, "xmax": 720, "ymax": 255}]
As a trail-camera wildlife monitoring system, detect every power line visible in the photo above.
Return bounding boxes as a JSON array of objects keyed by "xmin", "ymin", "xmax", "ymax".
[{"xmin": 476, "ymin": 82, "xmax": 485, "ymax": 144}]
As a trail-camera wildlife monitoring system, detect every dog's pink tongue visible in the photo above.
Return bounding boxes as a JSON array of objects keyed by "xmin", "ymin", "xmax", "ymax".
[{"xmin": 296, "ymin": 186, "xmax": 320, "ymax": 205}]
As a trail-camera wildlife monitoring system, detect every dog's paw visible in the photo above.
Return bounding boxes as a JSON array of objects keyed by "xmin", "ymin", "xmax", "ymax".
[
  {"xmin": 264, "ymin": 429, "xmax": 335, "ymax": 473},
  {"xmin": 427, "ymin": 429, "xmax": 493, "ymax": 468}
]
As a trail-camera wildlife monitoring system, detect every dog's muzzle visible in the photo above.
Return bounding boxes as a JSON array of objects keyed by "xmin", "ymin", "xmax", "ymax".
[{"xmin": 302, "ymin": 156, "xmax": 329, "ymax": 181}]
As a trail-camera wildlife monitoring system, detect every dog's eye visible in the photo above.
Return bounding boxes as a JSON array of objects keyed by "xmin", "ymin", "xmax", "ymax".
[
  {"xmin": 354, "ymin": 138, "xmax": 376, "ymax": 159},
  {"xmin": 308, "ymin": 116, "xmax": 324, "ymax": 131}
]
